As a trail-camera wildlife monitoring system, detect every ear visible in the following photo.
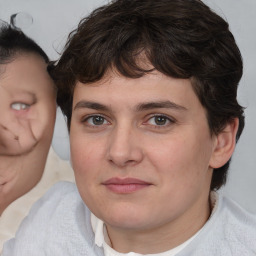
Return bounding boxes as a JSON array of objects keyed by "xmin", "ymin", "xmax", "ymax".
[{"xmin": 209, "ymin": 118, "xmax": 239, "ymax": 169}]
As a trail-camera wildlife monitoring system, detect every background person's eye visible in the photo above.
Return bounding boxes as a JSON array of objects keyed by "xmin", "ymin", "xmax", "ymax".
[{"xmin": 11, "ymin": 103, "xmax": 30, "ymax": 110}]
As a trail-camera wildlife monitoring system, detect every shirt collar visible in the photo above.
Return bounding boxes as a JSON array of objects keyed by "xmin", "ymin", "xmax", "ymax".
[{"xmin": 91, "ymin": 212, "xmax": 105, "ymax": 247}]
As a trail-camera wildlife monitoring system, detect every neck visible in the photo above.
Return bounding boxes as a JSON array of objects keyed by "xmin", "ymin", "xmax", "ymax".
[{"xmin": 106, "ymin": 193, "xmax": 211, "ymax": 254}]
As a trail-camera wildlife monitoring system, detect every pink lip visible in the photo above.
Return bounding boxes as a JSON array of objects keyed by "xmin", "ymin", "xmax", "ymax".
[{"xmin": 102, "ymin": 177, "xmax": 151, "ymax": 194}]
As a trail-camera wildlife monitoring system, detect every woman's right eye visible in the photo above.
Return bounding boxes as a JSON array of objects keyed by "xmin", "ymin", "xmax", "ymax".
[
  {"xmin": 11, "ymin": 103, "xmax": 30, "ymax": 111},
  {"xmin": 84, "ymin": 115, "xmax": 109, "ymax": 126}
]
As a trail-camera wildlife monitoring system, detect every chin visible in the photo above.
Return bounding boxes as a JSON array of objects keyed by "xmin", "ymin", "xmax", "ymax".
[{"xmin": 103, "ymin": 210, "xmax": 148, "ymax": 230}]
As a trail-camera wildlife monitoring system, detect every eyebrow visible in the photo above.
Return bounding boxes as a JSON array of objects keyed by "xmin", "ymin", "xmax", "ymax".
[
  {"xmin": 18, "ymin": 91, "xmax": 36, "ymax": 99},
  {"xmin": 136, "ymin": 101, "xmax": 187, "ymax": 111},
  {"xmin": 8, "ymin": 89, "xmax": 37, "ymax": 102},
  {"xmin": 74, "ymin": 101, "xmax": 109, "ymax": 111},
  {"xmin": 74, "ymin": 100, "xmax": 187, "ymax": 112}
]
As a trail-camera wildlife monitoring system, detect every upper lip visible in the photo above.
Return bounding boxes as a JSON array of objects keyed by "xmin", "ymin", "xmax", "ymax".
[{"xmin": 102, "ymin": 177, "xmax": 151, "ymax": 185}]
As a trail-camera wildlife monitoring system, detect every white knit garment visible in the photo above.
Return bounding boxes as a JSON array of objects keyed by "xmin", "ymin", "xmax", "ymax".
[{"xmin": 3, "ymin": 182, "xmax": 256, "ymax": 256}]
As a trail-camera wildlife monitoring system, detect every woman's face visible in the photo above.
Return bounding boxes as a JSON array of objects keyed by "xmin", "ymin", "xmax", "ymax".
[
  {"xmin": 70, "ymin": 70, "xmax": 218, "ymax": 252},
  {"xmin": 0, "ymin": 53, "xmax": 56, "ymax": 212}
]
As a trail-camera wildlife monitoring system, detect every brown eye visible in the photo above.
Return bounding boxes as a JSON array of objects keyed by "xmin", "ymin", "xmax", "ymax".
[
  {"xmin": 154, "ymin": 116, "xmax": 168, "ymax": 125},
  {"xmin": 147, "ymin": 115, "xmax": 173, "ymax": 126},
  {"xmin": 92, "ymin": 116, "xmax": 105, "ymax": 125},
  {"xmin": 84, "ymin": 115, "xmax": 109, "ymax": 126}
]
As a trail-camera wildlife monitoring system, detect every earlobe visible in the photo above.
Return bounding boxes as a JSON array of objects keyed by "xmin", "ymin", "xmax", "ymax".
[{"xmin": 209, "ymin": 118, "xmax": 239, "ymax": 169}]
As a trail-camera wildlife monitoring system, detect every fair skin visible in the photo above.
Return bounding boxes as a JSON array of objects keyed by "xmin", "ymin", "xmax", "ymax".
[
  {"xmin": 70, "ymin": 70, "xmax": 238, "ymax": 254},
  {"xmin": 0, "ymin": 53, "xmax": 56, "ymax": 215}
]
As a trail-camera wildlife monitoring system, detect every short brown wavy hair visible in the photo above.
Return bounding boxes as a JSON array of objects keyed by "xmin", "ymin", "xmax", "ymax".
[{"xmin": 50, "ymin": 0, "xmax": 244, "ymax": 191}]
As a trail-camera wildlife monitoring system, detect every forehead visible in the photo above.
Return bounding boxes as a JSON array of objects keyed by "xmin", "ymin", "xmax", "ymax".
[
  {"xmin": 0, "ymin": 53, "xmax": 55, "ymax": 97},
  {"xmin": 73, "ymin": 70, "xmax": 201, "ymax": 110}
]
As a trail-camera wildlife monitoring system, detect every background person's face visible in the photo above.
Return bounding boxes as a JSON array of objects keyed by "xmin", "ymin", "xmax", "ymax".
[
  {"xmin": 0, "ymin": 53, "xmax": 56, "ymax": 156},
  {"xmin": 70, "ymin": 70, "xmax": 216, "ymax": 248},
  {"xmin": 0, "ymin": 53, "xmax": 56, "ymax": 212}
]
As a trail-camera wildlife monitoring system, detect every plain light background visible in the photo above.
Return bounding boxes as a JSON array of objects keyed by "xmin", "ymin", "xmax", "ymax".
[{"xmin": 0, "ymin": 0, "xmax": 255, "ymax": 212}]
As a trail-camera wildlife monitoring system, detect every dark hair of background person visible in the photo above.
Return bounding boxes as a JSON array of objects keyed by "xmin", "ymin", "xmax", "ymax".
[
  {"xmin": 0, "ymin": 24, "xmax": 49, "ymax": 66},
  {"xmin": 50, "ymin": 0, "xmax": 245, "ymax": 191}
]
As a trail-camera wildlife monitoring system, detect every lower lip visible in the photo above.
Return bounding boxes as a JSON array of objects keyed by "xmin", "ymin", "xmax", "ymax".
[{"xmin": 104, "ymin": 184, "xmax": 150, "ymax": 194}]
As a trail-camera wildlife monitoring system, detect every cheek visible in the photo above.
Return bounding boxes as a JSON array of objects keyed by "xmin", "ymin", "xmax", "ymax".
[
  {"xmin": 147, "ymin": 135, "xmax": 189, "ymax": 169},
  {"xmin": 148, "ymin": 133, "xmax": 212, "ymax": 183},
  {"xmin": 30, "ymin": 101, "xmax": 56, "ymax": 141},
  {"xmin": 70, "ymin": 136, "xmax": 102, "ymax": 178},
  {"xmin": 70, "ymin": 137, "xmax": 105, "ymax": 207}
]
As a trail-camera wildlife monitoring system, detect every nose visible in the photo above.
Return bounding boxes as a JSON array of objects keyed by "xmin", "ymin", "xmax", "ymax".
[{"xmin": 107, "ymin": 124, "xmax": 143, "ymax": 167}]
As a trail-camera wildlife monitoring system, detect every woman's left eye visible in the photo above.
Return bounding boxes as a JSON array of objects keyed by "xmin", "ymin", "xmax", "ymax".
[
  {"xmin": 147, "ymin": 115, "xmax": 174, "ymax": 126},
  {"xmin": 11, "ymin": 103, "xmax": 30, "ymax": 111}
]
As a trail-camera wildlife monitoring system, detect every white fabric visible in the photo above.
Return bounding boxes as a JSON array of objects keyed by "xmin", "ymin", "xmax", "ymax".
[
  {"xmin": 3, "ymin": 181, "xmax": 256, "ymax": 256},
  {"xmin": 102, "ymin": 235, "xmax": 197, "ymax": 256},
  {"xmin": 91, "ymin": 213, "xmax": 201, "ymax": 256}
]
